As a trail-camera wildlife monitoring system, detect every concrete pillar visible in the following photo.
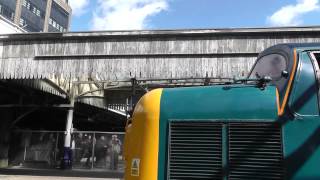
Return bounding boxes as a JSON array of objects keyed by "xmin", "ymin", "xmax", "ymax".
[
  {"xmin": 64, "ymin": 105, "xmax": 74, "ymax": 148},
  {"xmin": 43, "ymin": 0, "xmax": 53, "ymax": 32},
  {"xmin": 14, "ymin": 0, "xmax": 22, "ymax": 25}
]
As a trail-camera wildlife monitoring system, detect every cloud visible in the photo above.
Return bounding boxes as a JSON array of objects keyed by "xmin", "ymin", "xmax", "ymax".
[
  {"xmin": 69, "ymin": 0, "xmax": 89, "ymax": 16},
  {"xmin": 91, "ymin": 0, "xmax": 168, "ymax": 30},
  {"xmin": 267, "ymin": 0, "xmax": 319, "ymax": 26}
]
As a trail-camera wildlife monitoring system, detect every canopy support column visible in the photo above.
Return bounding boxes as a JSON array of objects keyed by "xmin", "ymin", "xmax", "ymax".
[{"xmin": 61, "ymin": 87, "xmax": 75, "ymax": 169}]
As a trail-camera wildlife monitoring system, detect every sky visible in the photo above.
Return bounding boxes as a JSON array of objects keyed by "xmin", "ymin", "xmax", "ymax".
[{"xmin": 69, "ymin": 0, "xmax": 320, "ymax": 31}]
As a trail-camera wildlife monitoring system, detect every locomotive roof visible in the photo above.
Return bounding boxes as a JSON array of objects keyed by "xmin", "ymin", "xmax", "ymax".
[{"xmin": 258, "ymin": 43, "xmax": 320, "ymax": 59}]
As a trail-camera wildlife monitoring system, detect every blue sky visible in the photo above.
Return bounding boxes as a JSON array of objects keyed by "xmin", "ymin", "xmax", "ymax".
[{"xmin": 70, "ymin": 0, "xmax": 320, "ymax": 31}]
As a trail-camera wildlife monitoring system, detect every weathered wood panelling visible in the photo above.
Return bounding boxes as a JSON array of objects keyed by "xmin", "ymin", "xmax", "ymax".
[
  {"xmin": 0, "ymin": 28, "xmax": 320, "ymax": 80},
  {"xmin": 0, "ymin": 42, "xmax": 3, "ymax": 60},
  {"xmin": 0, "ymin": 56, "xmax": 256, "ymax": 79},
  {"xmin": 3, "ymin": 36, "xmax": 320, "ymax": 58}
]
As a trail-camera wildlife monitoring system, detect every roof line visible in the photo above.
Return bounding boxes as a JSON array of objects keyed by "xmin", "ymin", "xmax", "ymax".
[{"xmin": 1, "ymin": 26, "xmax": 320, "ymax": 41}]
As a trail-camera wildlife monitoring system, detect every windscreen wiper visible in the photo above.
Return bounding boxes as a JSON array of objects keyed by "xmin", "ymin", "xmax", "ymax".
[{"xmin": 233, "ymin": 76, "xmax": 272, "ymax": 90}]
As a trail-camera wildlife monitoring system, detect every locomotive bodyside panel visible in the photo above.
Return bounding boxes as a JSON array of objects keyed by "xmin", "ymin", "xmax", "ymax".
[
  {"xmin": 283, "ymin": 50, "xmax": 320, "ymax": 179},
  {"xmin": 158, "ymin": 85, "xmax": 278, "ymax": 179}
]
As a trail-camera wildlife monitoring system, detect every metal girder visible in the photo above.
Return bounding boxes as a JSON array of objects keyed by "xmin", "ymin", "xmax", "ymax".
[{"xmin": 0, "ymin": 104, "xmax": 73, "ymax": 108}]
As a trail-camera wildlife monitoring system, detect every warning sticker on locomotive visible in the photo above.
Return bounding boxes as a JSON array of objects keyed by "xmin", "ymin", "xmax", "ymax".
[{"xmin": 131, "ymin": 158, "xmax": 140, "ymax": 176}]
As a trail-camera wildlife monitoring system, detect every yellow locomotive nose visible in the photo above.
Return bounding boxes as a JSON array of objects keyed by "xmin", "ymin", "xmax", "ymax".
[{"xmin": 124, "ymin": 89, "xmax": 163, "ymax": 180}]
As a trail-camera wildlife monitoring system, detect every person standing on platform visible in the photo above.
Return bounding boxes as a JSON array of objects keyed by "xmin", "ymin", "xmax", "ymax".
[
  {"xmin": 109, "ymin": 135, "xmax": 121, "ymax": 170},
  {"xmin": 82, "ymin": 134, "xmax": 93, "ymax": 168},
  {"xmin": 95, "ymin": 135, "xmax": 108, "ymax": 168},
  {"xmin": 74, "ymin": 133, "xmax": 83, "ymax": 165}
]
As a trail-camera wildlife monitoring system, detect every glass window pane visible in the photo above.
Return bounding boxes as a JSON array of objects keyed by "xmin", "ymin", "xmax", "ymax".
[
  {"xmin": 314, "ymin": 53, "xmax": 320, "ymax": 63},
  {"xmin": 250, "ymin": 54, "xmax": 287, "ymax": 80},
  {"xmin": 10, "ymin": 12, "xmax": 14, "ymax": 20},
  {"xmin": 249, "ymin": 54, "xmax": 288, "ymax": 93},
  {"xmin": 19, "ymin": 18, "xmax": 24, "ymax": 26},
  {"xmin": 22, "ymin": 0, "xmax": 27, "ymax": 7}
]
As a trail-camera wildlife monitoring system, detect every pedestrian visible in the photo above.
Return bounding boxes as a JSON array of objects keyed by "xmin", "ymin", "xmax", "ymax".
[
  {"xmin": 109, "ymin": 135, "xmax": 121, "ymax": 170},
  {"xmin": 82, "ymin": 134, "xmax": 93, "ymax": 168},
  {"xmin": 46, "ymin": 133, "xmax": 56, "ymax": 167},
  {"xmin": 74, "ymin": 133, "xmax": 83, "ymax": 165},
  {"xmin": 95, "ymin": 135, "xmax": 108, "ymax": 167}
]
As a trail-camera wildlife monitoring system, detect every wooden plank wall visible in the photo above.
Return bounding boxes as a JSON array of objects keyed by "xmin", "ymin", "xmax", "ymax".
[{"xmin": 1, "ymin": 30, "xmax": 320, "ymax": 80}]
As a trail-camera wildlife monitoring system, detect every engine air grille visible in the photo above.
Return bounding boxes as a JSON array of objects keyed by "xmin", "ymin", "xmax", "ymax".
[
  {"xmin": 168, "ymin": 122, "xmax": 223, "ymax": 180},
  {"xmin": 228, "ymin": 123, "xmax": 284, "ymax": 180}
]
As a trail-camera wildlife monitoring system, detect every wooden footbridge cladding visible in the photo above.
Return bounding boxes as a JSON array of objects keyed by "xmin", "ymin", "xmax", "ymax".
[{"xmin": 1, "ymin": 27, "xmax": 320, "ymax": 81}]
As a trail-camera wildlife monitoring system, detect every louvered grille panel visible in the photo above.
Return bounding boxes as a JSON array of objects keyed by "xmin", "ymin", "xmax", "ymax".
[
  {"xmin": 168, "ymin": 122, "xmax": 223, "ymax": 180},
  {"xmin": 228, "ymin": 123, "xmax": 284, "ymax": 180}
]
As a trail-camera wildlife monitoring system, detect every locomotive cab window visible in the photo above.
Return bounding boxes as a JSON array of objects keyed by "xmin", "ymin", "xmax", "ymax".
[
  {"xmin": 310, "ymin": 52, "xmax": 320, "ymax": 80},
  {"xmin": 314, "ymin": 53, "xmax": 320, "ymax": 61},
  {"xmin": 312, "ymin": 53, "xmax": 320, "ymax": 68},
  {"xmin": 249, "ymin": 54, "xmax": 288, "ymax": 94}
]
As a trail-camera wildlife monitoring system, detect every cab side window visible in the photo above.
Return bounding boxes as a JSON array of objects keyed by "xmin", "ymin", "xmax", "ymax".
[
  {"xmin": 314, "ymin": 53, "xmax": 320, "ymax": 62},
  {"xmin": 312, "ymin": 53, "xmax": 320, "ymax": 82},
  {"xmin": 290, "ymin": 52, "xmax": 319, "ymax": 115}
]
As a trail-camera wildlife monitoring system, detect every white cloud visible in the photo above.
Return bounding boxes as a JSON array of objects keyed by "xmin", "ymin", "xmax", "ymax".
[
  {"xmin": 91, "ymin": 0, "xmax": 168, "ymax": 30},
  {"xmin": 267, "ymin": 0, "xmax": 319, "ymax": 26},
  {"xmin": 69, "ymin": 0, "xmax": 89, "ymax": 16}
]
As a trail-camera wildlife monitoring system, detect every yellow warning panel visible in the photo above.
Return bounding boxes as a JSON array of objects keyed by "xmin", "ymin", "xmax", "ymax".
[{"xmin": 131, "ymin": 158, "xmax": 140, "ymax": 176}]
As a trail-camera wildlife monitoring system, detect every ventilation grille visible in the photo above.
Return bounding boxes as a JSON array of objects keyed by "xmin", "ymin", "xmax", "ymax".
[
  {"xmin": 228, "ymin": 123, "xmax": 284, "ymax": 180},
  {"xmin": 168, "ymin": 122, "xmax": 223, "ymax": 180}
]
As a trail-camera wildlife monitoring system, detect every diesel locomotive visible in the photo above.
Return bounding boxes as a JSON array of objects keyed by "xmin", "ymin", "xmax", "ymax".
[{"xmin": 123, "ymin": 43, "xmax": 320, "ymax": 180}]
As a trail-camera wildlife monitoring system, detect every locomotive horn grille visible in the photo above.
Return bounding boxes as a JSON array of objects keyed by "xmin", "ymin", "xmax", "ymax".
[
  {"xmin": 168, "ymin": 122, "xmax": 223, "ymax": 179},
  {"xmin": 228, "ymin": 123, "xmax": 284, "ymax": 180},
  {"xmin": 167, "ymin": 121, "xmax": 284, "ymax": 180}
]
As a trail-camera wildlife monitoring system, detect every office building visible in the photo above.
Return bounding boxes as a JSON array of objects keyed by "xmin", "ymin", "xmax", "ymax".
[{"xmin": 0, "ymin": 0, "xmax": 71, "ymax": 32}]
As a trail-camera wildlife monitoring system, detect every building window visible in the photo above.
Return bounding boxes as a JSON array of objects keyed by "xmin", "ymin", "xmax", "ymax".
[
  {"xmin": 49, "ymin": 17, "xmax": 65, "ymax": 32},
  {"xmin": 22, "ymin": 0, "xmax": 31, "ymax": 10},
  {"xmin": 36, "ymin": 9, "xmax": 40, "ymax": 16},
  {"xmin": 22, "ymin": 0, "xmax": 27, "ymax": 7},
  {"xmin": 19, "ymin": 18, "xmax": 25, "ymax": 26},
  {"xmin": 0, "ymin": 4, "xmax": 15, "ymax": 22},
  {"xmin": 22, "ymin": 0, "xmax": 42, "ymax": 18},
  {"xmin": 10, "ymin": 12, "xmax": 14, "ymax": 21}
]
